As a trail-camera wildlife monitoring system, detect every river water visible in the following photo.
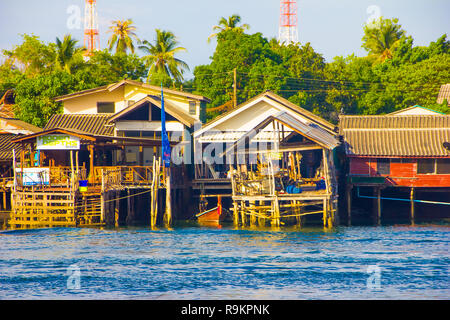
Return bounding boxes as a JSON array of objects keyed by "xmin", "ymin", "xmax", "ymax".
[{"xmin": 0, "ymin": 222, "xmax": 448, "ymax": 300}]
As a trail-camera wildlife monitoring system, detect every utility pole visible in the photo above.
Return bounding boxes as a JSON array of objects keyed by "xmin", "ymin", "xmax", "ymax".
[{"xmin": 233, "ymin": 68, "xmax": 237, "ymax": 108}]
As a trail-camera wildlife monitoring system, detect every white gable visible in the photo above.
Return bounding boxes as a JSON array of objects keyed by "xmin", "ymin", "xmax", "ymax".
[
  {"xmin": 389, "ymin": 106, "xmax": 443, "ymax": 116},
  {"xmin": 195, "ymin": 96, "xmax": 310, "ymax": 138}
]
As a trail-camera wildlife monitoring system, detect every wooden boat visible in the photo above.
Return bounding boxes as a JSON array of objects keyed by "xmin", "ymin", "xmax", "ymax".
[{"xmin": 196, "ymin": 196, "xmax": 228, "ymax": 222}]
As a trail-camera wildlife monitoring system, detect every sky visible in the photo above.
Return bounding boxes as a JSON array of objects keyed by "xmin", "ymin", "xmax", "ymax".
[{"xmin": 1, "ymin": 0, "xmax": 449, "ymax": 79}]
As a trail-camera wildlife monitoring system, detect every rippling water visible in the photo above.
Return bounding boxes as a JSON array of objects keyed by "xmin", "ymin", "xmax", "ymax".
[{"xmin": 0, "ymin": 223, "xmax": 448, "ymax": 300}]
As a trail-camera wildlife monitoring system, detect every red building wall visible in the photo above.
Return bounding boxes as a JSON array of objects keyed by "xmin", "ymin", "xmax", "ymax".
[{"xmin": 349, "ymin": 157, "xmax": 450, "ymax": 187}]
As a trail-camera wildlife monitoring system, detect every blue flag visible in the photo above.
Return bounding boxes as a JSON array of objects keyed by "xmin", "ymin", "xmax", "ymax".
[{"xmin": 161, "ymin": 84, "xmax": 171, "ymax": 167}]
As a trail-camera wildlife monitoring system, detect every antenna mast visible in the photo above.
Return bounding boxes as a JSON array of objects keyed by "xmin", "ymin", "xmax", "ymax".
[
  {"xmin": 278, "ymin": 0, "xmax": 298, "ymax": 44},
  {"xmin": 84, "ymin": 0, "xmax": 100, "ymax": 55}
]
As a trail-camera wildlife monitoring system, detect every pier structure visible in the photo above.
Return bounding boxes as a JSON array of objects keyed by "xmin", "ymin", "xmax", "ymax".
[
  {"xmin": 193, "ymin": 91, "xmax": 340, "ymax": 227},
  {"xmin": 9, "ymin": 127, "xmax": 185, "ymax": 229}
]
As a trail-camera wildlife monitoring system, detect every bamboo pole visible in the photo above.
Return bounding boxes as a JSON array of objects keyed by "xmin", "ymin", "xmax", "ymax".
[
  {"xmin": 100, "ymin": 169, "xmax": 104, "ymax": 223},
  {"xmin": 164, "ymin": 167, "xmax": 172, "ymax": 227},
  {"xmin": 346, "ymin": 185, "xmax": 352, "ymax": 226},
  {"xmin": 410, "ymin": 187, "xmax": 415, "ymax": 226}
]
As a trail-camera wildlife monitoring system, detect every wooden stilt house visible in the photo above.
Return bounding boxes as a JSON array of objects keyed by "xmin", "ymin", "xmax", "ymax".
[
  {"xmin": 340, "ymin": 109, "xmax": 450, "ymax": 225},
  {"xmin": 193, "ymin": 91, "xmax": 340, "ymax": 227}
]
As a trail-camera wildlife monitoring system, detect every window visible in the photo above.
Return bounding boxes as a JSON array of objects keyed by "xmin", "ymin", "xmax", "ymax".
[
  {"xmin": 97, "ymin": 102, "xmax": 115, "ymax": 113},
  {"xmin": 189, "ymin": 101, "xmax": 196, "ymax": 115},
  {"xmin": 417, "ymin": 159, "xmax": 435, "ymax": 174},
  {"xmin": 436, "ymin": 159, "xmax": 450, "ymax": 174},
  {"xmin": 124, "ymin": 131, "xmax": 140, "ymax": 138},
  {"xmin": 376, "ymin": 159, "xmax": 390, "ymax": 175}
]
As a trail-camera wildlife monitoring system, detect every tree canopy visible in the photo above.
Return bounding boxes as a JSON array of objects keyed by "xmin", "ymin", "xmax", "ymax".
[{"xmin": 1, "ymin": 16, "xmax": 449, "ymax": 128}]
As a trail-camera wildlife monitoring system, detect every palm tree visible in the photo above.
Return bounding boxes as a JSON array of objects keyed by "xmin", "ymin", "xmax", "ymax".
[
  {"xmin": 107, "ymin": 19, "xmax": 140, "ymax": 54},
  {"xmin": 139, "ymin": 29, "xmax": 189, "ymax": 84},
  {"xmin": 362, "ymin": 17, "xmax": 405, "ymax": 63},
  {"xmin": 55, "ymin": 35, "xmax": 86, "ymax": 74},
  {"xmin": 208, "ymin": 14, "xmax": 250, "ymax": 43}
]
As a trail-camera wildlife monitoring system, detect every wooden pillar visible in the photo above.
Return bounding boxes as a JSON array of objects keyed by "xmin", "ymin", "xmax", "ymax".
[
  {"xmin": 272, "ymin": 197, "xmax": 280, "ymax": 227},
  {"xmin": 346, "ymin": 185, "xmax": 352, "ymax": 226},
  {"xmin": 88, "ymin": 145, "xmax": 94, "ymax": 183},
  {"xmin": 100, "ymin": 169, "xmax": 105, "ymax": 223},
  {"xmin": 115, "ymin": 190, "xmax": 120, "ymax": 228},
  {"xmin": 410, "ymin": 187, "xmax": 415, "ymax": 226},
  {"xmin": 250, "ymin": 200, "xmax": 257, "ymax": 226},
  {"xmin": 323, "ymin": 198, "xmax": 328, "ymax": 228},
  {"xmin": 164, "ymin": 167, "xmax": 172, "ymax": 227},
  {"xmin": 376, "ymin": 187, "xmax": 381, "ymax": 226}
]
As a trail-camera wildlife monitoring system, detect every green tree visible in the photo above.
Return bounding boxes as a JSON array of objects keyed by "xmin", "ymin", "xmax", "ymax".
[
  {"xmin": 362, "ymin": 17, "xmax": 406, "ymax": 63},
  {"xmin": 88, "ymin": 50, "xmax": 147, "ymax": 84},
  {"xmin": 13, "ymin": 70, "xmax": 101, "ymax": 127},
  {"xmin": 139, "ymin": 29, "xmax": 189, "ymax": 86},
  {"xmin": 107, "ymin": 19, "xmax": 140, "ymax": 54},
  {"xmin": 2, "ymin": 34, "xmax": 55, "ymax": 76},
  {"xmin": 208, "ymin": 14, "xmax": 250, "ymax": 43},
  {"xmin": 55, "ymin": 34, "xmax": 86, "ymax": 74}
]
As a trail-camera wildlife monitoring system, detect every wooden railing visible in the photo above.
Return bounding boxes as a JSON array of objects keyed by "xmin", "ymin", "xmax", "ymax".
[{"xmin": 13, "ymin": 164, "xmax": 184, "ymax": 190}]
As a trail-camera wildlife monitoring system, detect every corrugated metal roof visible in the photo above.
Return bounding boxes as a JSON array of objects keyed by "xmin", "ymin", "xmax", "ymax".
[
  {"xmin": 0, "ymin": 117, "xmax": 42, "ymax": 134},
  {"xmin": 223, "ymin": 112, "xmax": 339, "ymax": 156},
  {"xmin": 0, "ymin": 133, "xmax": 24, "ymax": 161},
  {"xmin": 276, "ymin": 112, "xmax": 339, "ymax": 149},
  {"xmin": 437, "ymin": 84, "xmax": 450, "ymax": 106},
  {"xmin": 45, "ymin": 114, "xmax": 114, "ymax": 136},
  {"xmin": 199, "ymin": 91, "xmax": 337, "ymax": 136},
  {"xmin": 340, "ymin": 115, "xmax": 450, "ymax": 157}
]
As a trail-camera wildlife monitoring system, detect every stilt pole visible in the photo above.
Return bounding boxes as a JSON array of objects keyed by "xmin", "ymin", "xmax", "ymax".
[{"xmin": 410, "ymin": 187, "xmax": 415, "ymax": 226}]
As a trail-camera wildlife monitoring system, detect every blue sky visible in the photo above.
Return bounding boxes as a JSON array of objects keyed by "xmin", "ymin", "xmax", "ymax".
[{"xmin": 1, "ymin": 0, "xmax": 449, "ymax": 79}]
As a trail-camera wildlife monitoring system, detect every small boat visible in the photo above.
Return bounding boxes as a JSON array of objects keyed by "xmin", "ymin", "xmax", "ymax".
[{"xmin": 196, "ymin": 196, "xmax": 228, "ymax": 223}]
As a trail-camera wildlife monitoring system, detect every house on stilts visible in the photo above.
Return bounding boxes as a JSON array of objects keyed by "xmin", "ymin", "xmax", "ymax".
[
  {"xmin": 0, "ymin": 91, "xmax": 42, "ymax": 227},
  {"xmin": 340, "ymin": 107, "xmax": 450, "ymax": 225},
  {"xmin": 193, "ymin": 91, "xmax": 341, "ymax": 227},
  {"xmin": 8, "ymin": 80, "xmax": 210, "ymax": 229}
]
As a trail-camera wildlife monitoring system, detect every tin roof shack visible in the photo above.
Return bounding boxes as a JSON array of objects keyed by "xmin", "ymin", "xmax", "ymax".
[
  {"xmin": 194, "ymin": 91, "xmax": 340, "ymax": 228},
  {"xmin": 340, "ymin": 113, "xmax": 450, "ymax": 225},
  {"xmin": 193, "ymin": 90, "xmax": 337, "ymax": 190}
]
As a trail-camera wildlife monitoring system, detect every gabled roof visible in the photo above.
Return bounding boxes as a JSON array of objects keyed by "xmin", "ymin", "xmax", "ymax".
[
  {"xmin": 54, "ymin": 79, "xmax": 210, "ymax": 103},
  {"xmin": 0, "ymin": 117, "xmax": 42, "ymax": 134},
  {"xmin": 45, "ymin": 114, "xmax": 114, "ymax": 136},
  {"xmin": 107, "ymin": 95, "xmax": 198, "ymax": 127},
  {"xmin": 437, "ymin": 84, "xmax": 450, "ymax": 106},
  {"xmin": 222, "ymin": 111, "xmax": 339, "ymax": 155},
  {"xmin": 195, "ymin": 91, "xmax": 337, "ymax": 137},
  {"xmin": 0, "ymin": 133, "xmax": 25, "ymax": 161},
  {"xmin": 339, "ymin": 115, "xmax": 450, "ymax": 157},
  {"xmin": 388, "ymin": 105, "xmax": 445, "ymax": 116}
]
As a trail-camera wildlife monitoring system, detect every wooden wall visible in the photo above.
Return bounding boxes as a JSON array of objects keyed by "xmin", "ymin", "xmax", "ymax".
[{"xmin": 349, "ymin": 157, "xmax": 450, "ymax": 187}]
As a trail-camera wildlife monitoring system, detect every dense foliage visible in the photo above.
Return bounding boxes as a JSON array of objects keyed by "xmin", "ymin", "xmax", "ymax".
[
  {"xmin": 1, "ymin": 17, "xmax": 449, "ymax": 127},
  {"xmin": 192, "ymin": 17, "xmax": 449, "ymax": 122}
]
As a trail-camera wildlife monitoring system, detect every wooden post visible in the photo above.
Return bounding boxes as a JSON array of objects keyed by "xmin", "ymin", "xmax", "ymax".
[
  {"xmin": 115, "ymin": 190, "xmax": 120, "ymax": 228},
  {"xmin": 89, "ymin": 145, "xmax": 94, "ymax": 184},
  {"xmin": 323, "ymin": 198, "xmax": 328, "ymax": 228},
  {"xmin": 377, "ymin": 187, "xmax": 381, "ymax": 226},
  {"xmin": 100, "ymin": 169, "xmax": 104, "ymax": 223},
  {"xmin": 164, "ymin": 167, "xmax": 172, "ymax": 227},
  {"xmin": 410, "ymin": 187, "xmax": 415, "ymax": 226},
  {"xmin": 346, "ymin": 185, "xmax": 352, "ymax": 226}
]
